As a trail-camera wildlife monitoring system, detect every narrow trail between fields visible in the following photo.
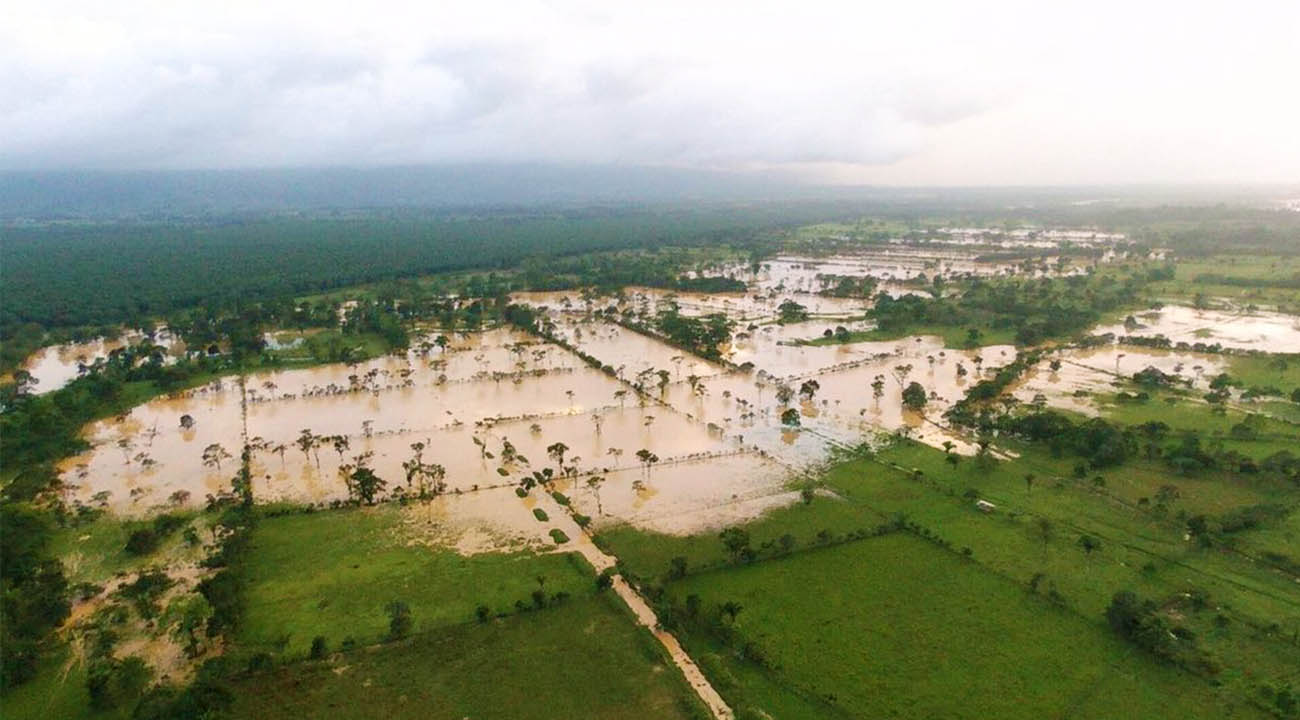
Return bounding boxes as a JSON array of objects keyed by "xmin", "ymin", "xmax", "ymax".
[{"xmin": 531, "ymin": 489, "xmax": 734, "ymax": 720}]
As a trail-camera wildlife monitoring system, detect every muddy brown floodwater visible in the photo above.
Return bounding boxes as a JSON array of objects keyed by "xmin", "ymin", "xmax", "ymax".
[
  {"xmin": 1008, "ymin": 346, "xmax": 1229, "ymax": 415},
  {"xmin": 1093, "ymin": 305, "xmax": 1300, "ymax": 352},
  {"xmin": 61, "ymin": 249, "xmax": 1137, "ymax": 543}
]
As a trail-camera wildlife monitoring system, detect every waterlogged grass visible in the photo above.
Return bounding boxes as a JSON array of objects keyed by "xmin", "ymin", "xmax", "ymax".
[
  {"xmin": 596, "ymin": 491, "xmax": 883, "ymax": 581},
  {"xmin": 603, "ymin": 441, "xmax": 1299, "ymax": 713},
  {"xmin": 49, "ymin": 511, "xmax": 210, "ymax": 586},
  {"xmin": 1094, "ymin": 389, "xmax": 1300, "ymax": 459},
  {"xmin": 1227, "ymin": 353, "xmax": 1300, "ymax": 390},
  {"xmin": 1148, "ymin": 255, "xmax": 1300, "ymax": 309},
  {"xmin": 800, "ymin": 324, "xmax": 1018, "ymax": 349},
  {"xmin": 229, "ymin": 595, "xmax": 705, "ymax": 720},
  {"xmin": 668, "ymin": 533, "xmax": 1263, "ymax": 720},
  {"xmin": 0, "ymin": 647, "xmax": 117, "ymax": 720},
  {"xmin": 238, "ymin": 505, "xmax": 591, "ymax": 656}
]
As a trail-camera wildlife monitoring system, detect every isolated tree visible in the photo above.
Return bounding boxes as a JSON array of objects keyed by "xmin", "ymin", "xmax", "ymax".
[
  {"xmin": 201, "ymin": 443, "xmax": 231, "ymax": 472},
  {"xmin": 719, "ymin": 600, "xmax": 744, "ymax": 624},
  {"xmin": 586, "ymin": 475, "xmax": 606, "ymax": 515},
  {"xmin": 669, "ymin": 556, "xmax": 688, "ymax": 579},
  {"xmin": 901, "ymin": 382, "xmax": 928, "ymax": 411},
  {"xmin": 296, "ymin": 429, "xmax": 316, "ymax": 465},
  {"xmin": 347, "ymin": 453, "xmax": 386, "ymax": 505},
  {"xmin": 331, "ymin": 435, "xmax": 350, "ymax": 462},
  {"xmin": 719, "ymin": 527, "xmax": 751, "ymax": 563},
  {"xmin": 547, "ymin": 442, "xmax": 569, "ymax": 469},
  {"xmin": 385, "ymin": 601, "xmax": 412, "ymax": 640},
  {"xmin": 1077, "ymin": 534, "xmax": 1101, "ymax": 560},
  {"xmin": 780, "ymin": 407, "xmax": 801, "ymax": 426},
  {"xmin": 871, "ymin": 375, "xmax": 886, "ymax": 403}
]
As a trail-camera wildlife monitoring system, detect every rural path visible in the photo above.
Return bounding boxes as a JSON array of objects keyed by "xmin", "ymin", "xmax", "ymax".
[{"xmin": 532, "ymin": 491, "xmax": 735, "ymax": 720}]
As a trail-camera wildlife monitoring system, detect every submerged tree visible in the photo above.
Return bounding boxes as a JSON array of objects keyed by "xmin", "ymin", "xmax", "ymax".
[
  {"xmin": 201, "ymin": 443, "xmax": 231, "ymax": 472},
  {"xmin": 901, "ymin": 382, "xmax": 928, "ymax": 411},
  {"xmin": 586, "ymin": 475, "xmax": 606, "ymax": 515}
]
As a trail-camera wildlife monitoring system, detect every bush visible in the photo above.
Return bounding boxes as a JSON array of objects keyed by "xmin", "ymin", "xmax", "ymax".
[
  {"xmin": 549, "ymin": 528, "xmax": 570, "ymax": 544},
  {"xmin": 118, "ymin": 569, "xmax": 174, "ymax": 619},
  {"xmin": 86, "ymin": 656, "xmax": 151, "ymax": 711},
  {"xmin": 124, "ymin": 528, "xmax": 161, "ymax": 555},
  {"xmin": 550, "ymin": 491, "xmax": 570, "ymax": 506},
  {"xmin": 386, "ymin": 601, "xmax": 412, "ymax": 640},
  {"xmin": 475, "ymin": 604, "xmax": 491, "ymax": 623},
  {"xmin": 247, "ymin": 653, "xmax": 274, "ymax": 672},
  {"xmin": 309, "ymin": 636, "xmax": 328, "ymax": 660},
  {"xmin": 532, "ymin": 508, "xmax": 549, "ymax": 522}
]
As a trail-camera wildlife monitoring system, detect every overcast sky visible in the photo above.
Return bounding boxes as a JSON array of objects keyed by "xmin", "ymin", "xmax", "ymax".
[{"xmin": 4, "ymin": 0, "xmax": 1298, "ymax": 185}]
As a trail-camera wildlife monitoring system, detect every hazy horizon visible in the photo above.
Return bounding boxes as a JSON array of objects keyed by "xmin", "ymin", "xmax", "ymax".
[{"xmin": 5, "ymin": 1, "xmax": 1299, "ymax": 185}]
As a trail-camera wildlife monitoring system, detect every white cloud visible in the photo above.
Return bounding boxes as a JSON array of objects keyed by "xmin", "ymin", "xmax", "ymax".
[{"xmin": 2, "ymin": 0, "xmax": 1297, "ymax": 183}]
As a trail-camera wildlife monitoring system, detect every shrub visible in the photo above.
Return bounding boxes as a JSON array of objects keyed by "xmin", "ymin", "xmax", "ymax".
[
  {"xmin": 475, "ymin": 604, "xmax": 492, "ymax": 623},
  {"xmin": 386, "ymin": 601, "xmax": 412, "ymax": 640},
  {"xmin": 309, "ymin": 636, "xmax": 328, "ymax": 660},
  {"xmin": 86, "ymin": 656, "xmax": 151, "ymax": 711},
  {"xmin": 532, "ymin": 508, "xmax": 549, "ymax": 522},
  {"xmin": 246, "ymin": 653, "xmax": 274, "ymax": 672},
  {"xmin": 124, "ymin": 528, "xmax": 161, "ymax": 555},
  {"xmin": 550, "ymin": 491, "xmax": 570, "ymax": 506},
  {"xmin": 118, "ymin": 570, "xmax": 174, "ymax": 619},
  {"xmin": 549, "ymin": 528, "xmax": 570, "ymax": 544}
]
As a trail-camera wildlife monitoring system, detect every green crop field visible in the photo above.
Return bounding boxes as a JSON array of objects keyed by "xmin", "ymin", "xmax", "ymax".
[
  {"xmin": 666, "ymin": 533, "xmax": 1263, "ymax": 719},
  {"xmin": 228, "ymin": 594, "xmax": 707, "ymax": 720},
  {"xmin": 238, "ymin": 506, "xmax": 593, "ymax": 656}
]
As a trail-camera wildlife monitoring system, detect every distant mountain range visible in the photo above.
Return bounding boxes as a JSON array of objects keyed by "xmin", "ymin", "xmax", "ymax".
[{"xmin": 0, "ymin": 165, "xmax": 1291, "ymax": 220}]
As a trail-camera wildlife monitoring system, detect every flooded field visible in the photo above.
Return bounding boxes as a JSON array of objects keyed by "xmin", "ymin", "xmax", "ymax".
[
  {"xmin": 54, "ymin": 244, "xmax": 1160, "ymax": 546},
  {"xmin": 18, "ymin": 329, "xmax": 186, "ymax": 394},
  {"xmin": 1094, "ymin": 305, "xmax": 1300, "ymax": 352},
  {"xmin": 1009, "ymin": 346, "xmax": 1229, "ymax": 415}
]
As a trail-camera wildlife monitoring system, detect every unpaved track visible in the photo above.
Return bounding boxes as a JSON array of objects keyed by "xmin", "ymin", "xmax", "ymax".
[{"xmin": 532, "ymin": 491, "xmax": 734, "ymax": 720}]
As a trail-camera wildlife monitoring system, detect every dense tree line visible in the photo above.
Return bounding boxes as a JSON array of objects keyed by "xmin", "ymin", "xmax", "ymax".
[
  {"xmin": 871, "ymin": 269, "xmax": 1159, "ymax": 346},
  {"xmin": 0, "ymin": 207, "xmax": 810, "ymax": 340},
  {"xmin": 516, "ymin": 247, "xmax": 760, "ymax": 294},
  {"xmin": 654, "ymin": 307, "xmax": 734, "ymax": 361}
]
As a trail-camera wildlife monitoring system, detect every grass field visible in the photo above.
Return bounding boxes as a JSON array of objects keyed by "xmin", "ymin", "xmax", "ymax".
[
  {"xmin": 601, "ymin": 438, "xmax": 1300, "ymax": 713},
  {"xmin": 1094, "ymin": 388, "xmax": 1300, "ymax": 459},
  {"xmin": 1149, "ymin": 255, "xmax": 1300, "ymax": 311},
  {"xmin": 597, "ymin": 490, "xmax": 882, "ymax": 581},
  {"xmin": 799, "ymin": 323, "xmax": 1019, "ymax": 349},
  {"xmin": 49, "ymin": 511, "xmax": 211, "ymax": 586},
  {"xmin": 667, "ymin": 533, "xmax": 1265, "ymax": 719},
  {"xmin": 0, "ymin": 647, "xmax": 120, "ymax": 720},
  {"xmin": 238, "ymin": 505, "xmax": 593, "ymax": 656},
  {"xmin": 1227, "ymin": 353, "xmax": 1300, "ymax": 390},
  {"xmin": 228, "ymin": 594, "xmax": 707, "ymax": 720}
]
